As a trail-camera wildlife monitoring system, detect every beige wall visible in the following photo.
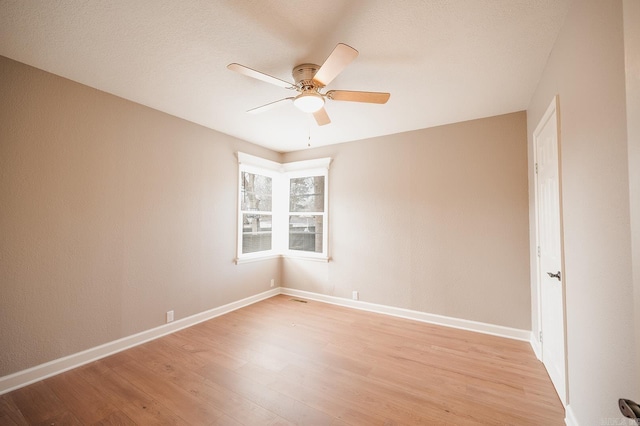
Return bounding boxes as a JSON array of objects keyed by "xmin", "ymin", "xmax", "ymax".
[
  {"xmin": 0, "ymin": 56, "xmax": 282, "ymax": 377},
  {"xmin": 527, "ymin": 0, "xmax": 638, "ymax": 422},
  {"xmin": 283, "ymin": 112, "xmax": 531, "ymax": 330}
]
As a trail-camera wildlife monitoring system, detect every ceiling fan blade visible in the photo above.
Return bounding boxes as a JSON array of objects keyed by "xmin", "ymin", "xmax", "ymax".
[
  {"xmin": 313, "ymin": 107, "xmax": 331, "ymax": 126},
  {"xmin": 247, "ymin": 97, "xmax": 294, "ymax": 114},
  {"xmin": 227, "ymin": 63, "xmax": 295, "ymax": 89},
  {"xmin": 312, "ymin": 43, "xmax": 358, "ymax": 87},
  {"xmin": 326, "ymin": 90, "xmax": 390, "ymax": 104}
]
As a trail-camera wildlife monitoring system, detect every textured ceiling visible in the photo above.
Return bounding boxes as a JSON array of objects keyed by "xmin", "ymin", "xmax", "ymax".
[{"xmin": 0, "ymin": 1, "xmax": 569, "ymax": 152}]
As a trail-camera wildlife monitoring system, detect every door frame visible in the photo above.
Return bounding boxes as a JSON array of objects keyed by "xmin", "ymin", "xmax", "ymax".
[{"xmin": 532, "ymin": 95, "xmax": 569, "ymax": 406}]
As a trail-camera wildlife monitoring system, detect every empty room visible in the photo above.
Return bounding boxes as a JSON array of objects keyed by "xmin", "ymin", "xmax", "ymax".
[{"xmin": 1, "ymin": 1, "xmax": 639, "ymax": 425}]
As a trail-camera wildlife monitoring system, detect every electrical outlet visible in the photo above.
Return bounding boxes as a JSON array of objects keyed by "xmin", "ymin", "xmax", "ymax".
[
  {"xmin": 166, "ymin": 310, "xmax": 174, "ymax": 323},
  {"xmin": 352, "ymin": 291, "xmax": 359, "ymax": 300},
  {"xmin": 270, "ymin": 278, "xmax": 275, "ymax": 288}
]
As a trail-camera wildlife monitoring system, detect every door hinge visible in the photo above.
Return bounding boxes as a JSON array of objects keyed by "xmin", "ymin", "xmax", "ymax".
[
  {"xmin": 539, "ymin": 331, "xmax": 543, "ymax": 343},
  {"xmin": 535, "ymin": 163, "xmax": 538, "ymax": 174},
  {"xmin": 537, "ymin": 246, "xmax": 541, "ymax": 257}
]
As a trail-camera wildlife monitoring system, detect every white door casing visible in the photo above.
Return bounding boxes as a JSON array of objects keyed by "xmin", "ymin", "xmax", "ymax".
[{"xmin": 534, "ymin": 96, "xmax": 568, "ymax": 406}]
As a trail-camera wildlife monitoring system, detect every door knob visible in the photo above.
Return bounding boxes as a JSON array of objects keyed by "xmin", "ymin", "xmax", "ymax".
[{"xmin": 547, "ymin": 271, "xmax": 561, "ymax": 281}]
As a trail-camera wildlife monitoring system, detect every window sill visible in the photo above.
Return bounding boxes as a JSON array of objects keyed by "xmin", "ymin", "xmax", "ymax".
[
  {"xmin": 283, "ymin": 254, "xmax": 331, "ymax": 263},
  {"xmin": 234, "ymin": 254, "xmax": 280, "ymax": 265},
  {"xmin": 234, "ymin": 254, "xmax": 331, "ymax": 265}
]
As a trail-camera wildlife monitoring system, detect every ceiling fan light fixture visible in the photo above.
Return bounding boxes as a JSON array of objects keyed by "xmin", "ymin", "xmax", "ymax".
[{"xmin": 293, "ymin": 92, "xmax": 324, "ymax": 113}]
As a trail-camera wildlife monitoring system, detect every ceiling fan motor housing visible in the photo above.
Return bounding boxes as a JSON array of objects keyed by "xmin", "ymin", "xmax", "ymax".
[{"xmin": 293, "ymin": 63, "xmax": 322, "ymax": 90}]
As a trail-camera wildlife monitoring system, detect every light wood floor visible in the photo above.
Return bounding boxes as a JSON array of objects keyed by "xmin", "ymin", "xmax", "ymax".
[{"xmin": 0, "ymin": 295, "xmax": 564, "ymax": 425}]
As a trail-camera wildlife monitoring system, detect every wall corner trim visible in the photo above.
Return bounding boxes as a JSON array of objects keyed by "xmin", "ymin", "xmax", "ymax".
[
  {"xmin": 564, "ymin": 404, "xmax": 580, "ymax": 426},
  {"xmin": 530, "ymin": 332, "xmax": 542, "ymax": 361}
]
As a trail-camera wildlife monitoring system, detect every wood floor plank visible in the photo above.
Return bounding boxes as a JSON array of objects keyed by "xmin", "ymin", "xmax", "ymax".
[
  {"xmin": 197, "ymin": 363, "xmax": 347, "ymax": 425},
  {"xmin": 34, "ymin": 410, "xmax": 83, "ymax": 426},
  {"xmin": 235, "ymin": 361, "xmax": 389, "ymax": 425},
  {"xmin": 277, "ymin": 357, "xmax": 457, "ymax": 425},
  {"xmin": 7, "ymin": 381, "xmax": 66, "ymax": 424},
  {"xmin": 111, "ymin": 358, "xmax": 225, "ymax": 424},
  {"xmin": 129, "ymin": 340, "xmax": 285, "ymax": 425},
  {"xmin": 163, "ymin": 330, "xmax": 248, "ymax": 371},
  {"xmin": 0, "ymin": 394, "xmax": 28, "ymax": 425},
  {"xmin": 45, "ymin": 368, "xmax": 119, "ymax": 424},
  {"xmin": 91, "ymin": 409, "xmax": 136, "ymax": 426},
  {"xmin": 0, "ymin": 294, "xmax": 564, "ymax": 425},
  {"xmin": 77, "ymin": 360, "xmax": 187, "ymax": 425}
]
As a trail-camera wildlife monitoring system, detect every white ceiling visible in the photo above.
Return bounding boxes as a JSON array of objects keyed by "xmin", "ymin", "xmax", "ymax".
[{"xmin": 0, "ymin": 1, "xmax": 569, "ymax": 153}]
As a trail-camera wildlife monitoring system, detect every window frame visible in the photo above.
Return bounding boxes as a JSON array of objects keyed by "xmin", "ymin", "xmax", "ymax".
[
  {"xmin": 236, "ymin": 154, "xmax": 282, "ymax": 262},
  {"xmin": 284, "ymin": 167, "xmax": 329, "ymax": 260},
  {"xmin": 236, "ymin": 152, "xmax": 331, "ymax": 264}
]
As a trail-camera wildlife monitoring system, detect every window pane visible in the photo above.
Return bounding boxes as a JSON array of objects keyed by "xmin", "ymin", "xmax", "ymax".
[
  {"xmin": 289, "ymin": 215, "xmax": 323, "ymax": 253},
  {"xmin": 290, "ymin": 176, "xmax": 324, "ymax": 212},
  {"xmin": 242, "ymin": 214, "xmax": 272, "ymax": 253},
  {"xmin": 241, "ymin": 172, "xmax": 272, "ymax": 211}
]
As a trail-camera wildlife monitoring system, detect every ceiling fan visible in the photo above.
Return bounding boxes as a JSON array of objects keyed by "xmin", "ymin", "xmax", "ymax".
[{"xmin": 227, "ymin": 43, "xmax": 390, "ymax": 126}]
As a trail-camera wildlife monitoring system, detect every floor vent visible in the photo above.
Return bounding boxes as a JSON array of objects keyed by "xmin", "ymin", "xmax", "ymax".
[{"xmin": 290, "ymin": 298, "xmax": 308, "ymax": 303}]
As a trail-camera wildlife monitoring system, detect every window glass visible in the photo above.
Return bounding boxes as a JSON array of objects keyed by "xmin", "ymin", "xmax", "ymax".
[
  {"xmin": 289, "ymin": 176, "xmax": 324, "ymax": 213},
  {"xmin": 242, "ymin": 214, "xmax": 272, "ymax": 253},
  {"xmin": 289, "ymin": 215, "xmax": 323, "ymax": 253},
  {"xmin": 241, "ymin": 172, "xmax": 272, "ymax": 211},
  {"xmin": 240, "ymin": 172, "xmax": 272, "ymax": 255},
  {"xmin": 288, "ymin": 175, "xmax": 325, "ymax": 253}
]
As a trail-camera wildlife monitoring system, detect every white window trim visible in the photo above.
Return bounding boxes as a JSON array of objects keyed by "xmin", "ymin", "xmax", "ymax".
[
  {"xmin": 281, "ymin": 157, "xmax": 332, "ymax": 172},
  {"xmin": 237, "ymin": 152, "xmax": 283, "ymax": 172},
  {"xmin": 235, "ymin": 153, "xmax": 331, "ymax": 264}
]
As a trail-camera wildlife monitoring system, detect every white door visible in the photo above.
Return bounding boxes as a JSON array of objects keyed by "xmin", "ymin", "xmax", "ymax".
[{"xmin": 534, "ymin": 96, "xmax": 567, "ymax": 405}]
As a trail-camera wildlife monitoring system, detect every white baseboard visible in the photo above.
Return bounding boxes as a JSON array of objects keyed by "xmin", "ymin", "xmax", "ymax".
[
  {"xmin": 281, "ymin": 287, "xmax": 532, "ymax": 342},
  {"xmin": 565, "ymin": 404, "xmax": 579, "ymax": 426},
  {"xmin": 1, "ymin": 286, "xmax": 534, "ymax": 396},
  {"xmin": 530, "ymin": 332, "xmax": 542, "ymax": 360},
  {"xmin": 0, "ymin": 288, "xmax": 280, "ymax": 395}
]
